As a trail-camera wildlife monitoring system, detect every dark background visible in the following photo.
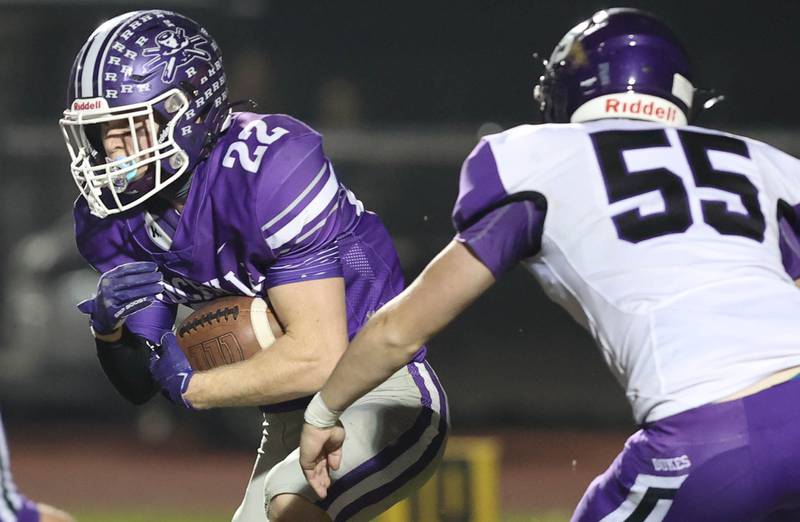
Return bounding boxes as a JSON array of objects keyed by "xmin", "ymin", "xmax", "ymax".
[{"xmin": 1, "ymin": 0, "xmax": 798, "ymax": 442}]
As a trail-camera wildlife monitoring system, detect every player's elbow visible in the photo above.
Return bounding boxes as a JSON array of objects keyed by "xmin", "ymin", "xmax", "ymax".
[
  {"xmin": 372, "ymin": 310, "xmax": 426, "ymax": 364},
  {"xmin": 307, "ymin": 353, "xmax": 341, "ymax": 390},
  {"xmin": 293, "ymin": 336, "xmax": 347, "ymax": 393}
]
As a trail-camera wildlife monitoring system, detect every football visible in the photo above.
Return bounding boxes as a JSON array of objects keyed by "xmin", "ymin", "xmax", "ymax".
[{"xmin": 176, "ymin": 296, "xmax": 283, "ymax": 371}]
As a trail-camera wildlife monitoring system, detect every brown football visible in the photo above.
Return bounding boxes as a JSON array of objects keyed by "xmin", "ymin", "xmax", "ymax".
[{"xmin": 176, "ymin": 296, "xmax": 283, "ymax": 371}]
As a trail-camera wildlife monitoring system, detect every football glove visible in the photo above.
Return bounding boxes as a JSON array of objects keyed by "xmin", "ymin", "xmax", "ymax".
[
  {"xmin": 78, "ymin": 261, "xmax": 163, "ymax": 335},
  {"xmin": 149, "ymin": 331, "xmax": 195, "ymax": 410}
]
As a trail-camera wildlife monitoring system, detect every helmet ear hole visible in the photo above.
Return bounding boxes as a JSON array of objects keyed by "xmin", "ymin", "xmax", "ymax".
[{"xmin": 164, "ymin": 93, "xmax": 184, "ymax": 114}]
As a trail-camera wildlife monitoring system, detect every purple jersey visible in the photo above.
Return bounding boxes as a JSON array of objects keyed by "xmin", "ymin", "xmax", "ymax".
[{"xmin": 76, "ymin": 112, "xmax": 419, "ymax": 362}]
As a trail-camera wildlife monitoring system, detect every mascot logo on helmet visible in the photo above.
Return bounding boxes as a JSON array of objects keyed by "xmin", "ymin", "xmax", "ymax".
[{"xmin": 141, "ymin": 26, "xmax": 211, "ymax": 83}]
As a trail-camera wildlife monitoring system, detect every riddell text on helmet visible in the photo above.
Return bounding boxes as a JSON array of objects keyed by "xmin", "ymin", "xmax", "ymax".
[
  {"xmin": 71, "ymin": 99, "xmax": 107, "ymax": 111},
  {"xmin": 604, "ymin": 97, "xmax": 679, "ymax": 122}
]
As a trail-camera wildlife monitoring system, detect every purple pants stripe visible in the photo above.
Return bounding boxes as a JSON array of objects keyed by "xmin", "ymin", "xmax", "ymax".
[
  {"xmin": 329, "ymin": 362, "xmax": 447, "ymax": 520},
  {"xmin": 407, "ymin": 362, "xmax": 432, "ymax": 408},
  {"xmin": 316, "ymin": 408, "xmax": 434, "ymax": 511},
  {"xmin": 424, "ymin": 361, "xmax": 448, "ymax": 422},
  {"xmin": 316, "ymin": 362, "xmax": 446, "ymax": 517},
  {"xmin": 334, "ymin": 416, "xmax": 447, "ymax": 521}
]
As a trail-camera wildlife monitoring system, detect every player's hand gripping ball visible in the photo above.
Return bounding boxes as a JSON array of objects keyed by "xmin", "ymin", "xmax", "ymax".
[{"xmin": 176, "ymin": 296, "xmax": 283, "ymax": 371}]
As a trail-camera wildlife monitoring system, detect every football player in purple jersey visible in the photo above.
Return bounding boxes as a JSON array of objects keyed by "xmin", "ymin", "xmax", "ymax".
[
  {"xmin": 0, "ymin": 413, "xmax": 74, "ymax": 522},
  {"xmin": 61, "ymin": 10, "xmax": 448, "ymax": 522},
  {"xmin": 300, "ymin": 8, "xmax": 800, "ymax": 521}
]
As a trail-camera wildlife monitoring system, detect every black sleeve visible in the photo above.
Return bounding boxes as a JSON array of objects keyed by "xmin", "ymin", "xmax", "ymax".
[{"xmin": 96, "ymin": 326, "xmax": 159, "ymax": 405}]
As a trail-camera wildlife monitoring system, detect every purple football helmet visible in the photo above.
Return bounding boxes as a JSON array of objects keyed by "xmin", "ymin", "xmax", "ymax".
[
  {"xmin": 534, "ymin": 8, "xmax": 694, "ymax": 126},
  {"xmin": 59, "ymin": 10, "xmax": 228, "ymax": 217}
]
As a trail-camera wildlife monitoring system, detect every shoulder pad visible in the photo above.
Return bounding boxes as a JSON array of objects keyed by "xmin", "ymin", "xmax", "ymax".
[{"xmin": 74, "ymin": 197, "xmax": 138, "ymax": 272}]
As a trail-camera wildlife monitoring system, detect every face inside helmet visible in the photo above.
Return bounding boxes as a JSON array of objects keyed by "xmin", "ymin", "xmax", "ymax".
[
  {"xmin": 60, "ymin": 9, "xmax": 229, "ymax": 219},
  {"xmin": 59, "ymin": 89, "xmax": 191, "ymax": 218}
]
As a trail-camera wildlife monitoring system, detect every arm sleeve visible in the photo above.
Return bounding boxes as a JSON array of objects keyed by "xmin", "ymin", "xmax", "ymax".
[
  {"xmin": 96, "ymin": 326, "xmax": 159, "ymax": 405},
  {"xmin": 452, "ymin": 139, "xmax": 547, "ymax": 277},
  {"xmin": 257, "ymin": 132, "xmax": 345, "ymax": 289},
  {"xmin": 74, "ymin": 198, "xmax": 175, "ymax": 400}
]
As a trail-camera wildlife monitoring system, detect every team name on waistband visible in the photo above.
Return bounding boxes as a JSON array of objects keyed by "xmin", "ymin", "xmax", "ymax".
[{"xmin": 652, "ymin": 455, "xmax": 692, "ymax": 472}]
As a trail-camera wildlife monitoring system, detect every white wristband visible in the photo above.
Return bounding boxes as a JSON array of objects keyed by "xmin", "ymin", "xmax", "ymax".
[{"xmin": 304, "ymin": 392, "xmax": 342, "ymax": 428}]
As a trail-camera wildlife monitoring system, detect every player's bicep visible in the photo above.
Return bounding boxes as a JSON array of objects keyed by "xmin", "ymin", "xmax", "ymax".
[
  {"xmin": 381, "ymin": 240, "xmax": 495, "ymax": 348},
  {"xmin": 266, "ymin": 277, "xmax": 348, "ymax": 361}
]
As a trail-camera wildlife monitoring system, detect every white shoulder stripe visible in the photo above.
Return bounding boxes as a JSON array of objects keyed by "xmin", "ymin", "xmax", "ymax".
[
  {"xmin": 261, "ymin": 162, "xmax": 329, "ymax": 232},
  {"xmin": 265, "ymin": 170, "xmax": 340, "ymax": 250},
  {"xmin": 293, "ymin": 202, "xmax": 338, "ymax": 246}
]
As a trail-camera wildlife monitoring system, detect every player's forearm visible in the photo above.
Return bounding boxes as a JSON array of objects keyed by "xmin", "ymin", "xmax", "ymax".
[
  {"xmin": 320, "ymin": 241, "xmax": 496, "ymax": 411},
  {"xmin": 321, "ymin": 307, "xmax": 424, "ymax": 412},
  {"xmin": 96, "ymin": 327, "xmax": 159, "ymax": 404},
  {"xmin": 184, "ymin": 334, "xmax": 338, "ymax": 409}
]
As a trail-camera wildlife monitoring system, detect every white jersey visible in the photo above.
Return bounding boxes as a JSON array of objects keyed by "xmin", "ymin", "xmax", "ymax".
[{"xmin": 455, "ymin": 119, "xmax": 800, "ymax": 423}]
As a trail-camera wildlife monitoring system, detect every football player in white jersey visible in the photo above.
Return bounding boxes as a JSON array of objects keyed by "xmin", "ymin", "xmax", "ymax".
[{"xmin": 299, "ymin": 8, "xmax": 800, "ymax": 521}]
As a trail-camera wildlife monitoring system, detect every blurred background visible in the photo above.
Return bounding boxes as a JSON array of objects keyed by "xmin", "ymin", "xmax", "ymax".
[{"xmin": 1, "ymin": 0, "xmax": 798, "ymax": 520}]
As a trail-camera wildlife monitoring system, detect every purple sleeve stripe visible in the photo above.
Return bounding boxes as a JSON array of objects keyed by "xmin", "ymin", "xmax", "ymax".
[
  {"xmin": 270, "ymin": 245, "xmax": 339, "ymax": 270},
  {"xmin": 456, "ymin": 197, "xmax": 547, "ymax": 278},
  {"xmin": 268, "ymin": 259, "xmax": 340, "ymax": 279},
  {"xmin": 452, "ymin": 139, "xmax": 507, "ymax": 232},
  {"xmin": 265, "ymin": 267, "xmax": 343, "ymax": 289},
  {"xmin": 780, "ymin": 218, "xmax": 800, "ymax": 279},
  {"xmin": 265, "ymin": 242, "xmax": 343, "ymax": 288},
  {"xmin": 778, "ymin": 200, "xmax": 800, "ymax": 279}
]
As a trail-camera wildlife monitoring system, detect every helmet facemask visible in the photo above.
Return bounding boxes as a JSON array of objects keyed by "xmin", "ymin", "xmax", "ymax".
[{"xmin": 60, "ymin": 89, "xmax": 191, "ymax": 218}]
